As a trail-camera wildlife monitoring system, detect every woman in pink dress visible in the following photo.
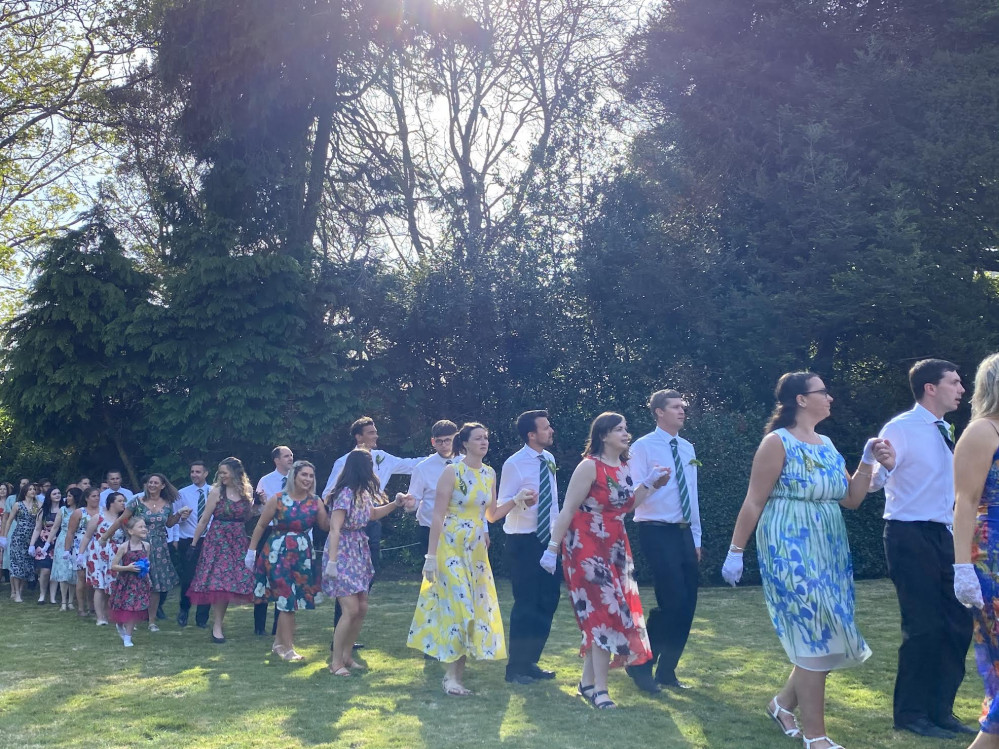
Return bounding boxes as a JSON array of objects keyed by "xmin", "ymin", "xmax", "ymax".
[{"xmin": 188, "ymin": 457, "xmax": 255, "ymax": 643}]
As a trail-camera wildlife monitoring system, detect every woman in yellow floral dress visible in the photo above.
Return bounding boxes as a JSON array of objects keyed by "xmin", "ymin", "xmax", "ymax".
[{"xmin": 408, "ymin": 422, "xmax": 520, "ymax": 696}]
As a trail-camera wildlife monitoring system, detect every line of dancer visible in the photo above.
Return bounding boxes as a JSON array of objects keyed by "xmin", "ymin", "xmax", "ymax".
[{"xmin": 5, "ymin": 356, "xmax": 999, "ymax": 749}]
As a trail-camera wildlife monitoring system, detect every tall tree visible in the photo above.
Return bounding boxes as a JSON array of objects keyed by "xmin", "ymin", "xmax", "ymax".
[{"xmin": 1, "ymin": 210, "xmax": 152, "ymax": 486}]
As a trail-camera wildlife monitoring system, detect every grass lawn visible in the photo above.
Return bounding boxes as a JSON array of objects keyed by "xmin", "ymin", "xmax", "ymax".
[{"xmin": 0, "ymin": 578, "xmax": 984, "ymax": 748}]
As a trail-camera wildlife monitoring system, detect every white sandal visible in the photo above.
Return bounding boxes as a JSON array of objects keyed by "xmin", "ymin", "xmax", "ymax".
[
  {"xmin": 767, "ymin": 698, "xmax": 801, "ymax": 738},
  {"xmin": 802, "ymin": 736, "xmax": 843, "ymax": 749}
]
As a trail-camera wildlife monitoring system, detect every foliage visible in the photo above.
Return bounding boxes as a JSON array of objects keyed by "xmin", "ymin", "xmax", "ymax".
[{"xmin": 0, "ymin": 209, "xmax": 153, "ymax": 485}]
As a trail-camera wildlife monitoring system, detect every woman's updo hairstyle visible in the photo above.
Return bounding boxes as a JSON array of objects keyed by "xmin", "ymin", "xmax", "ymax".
[
  {"xmin": 452, "ymin": 422, "xmax": 488, "ymax": 456},
  {"xmin": 764, "ymin": 371, "xmax": 819, "ymax": 434}
]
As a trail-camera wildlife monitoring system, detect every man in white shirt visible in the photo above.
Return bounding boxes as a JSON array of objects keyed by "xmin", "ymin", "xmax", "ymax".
[
  {"xmin": 99, "ymin": 470, "xmax": 134, "ymax": 505},
  {"xmin": 498, "ymin": 410, "xmax": 556, "ymax": 685},
  {"xmin": 870, "ymin": 359, "xmax": 974, "ymax": 739},
  {"xmin": 626, "ymin": 389, "xmax": 700, "ymax": 694},
  {"xmin": 171, "ymin": 460, "xmax": 212, "ymax": 628},
  {"xmin": 252, "ymin": 445, "xmax": 293, "ymax": 637},
  {"xmin": 401, "ymin": 420, "xmax": 459, "ymax": 555}
]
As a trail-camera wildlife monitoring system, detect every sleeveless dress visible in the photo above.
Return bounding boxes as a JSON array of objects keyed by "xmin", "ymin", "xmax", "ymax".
[
  {"xmin": 8, "ymin": 502, "xmax": 38, "ymax": 580},
  {"xmin": 756, "ymin": 428, "xmax": 871, "ymax": 670},
  {"xmin": 2, "ymin": 496, "xmax": 15, "ymax": 573},
  {"xmin": 253, "ymin": 494, "xmax": 320, "ymax": 612},
  {"xmin": 562, "ymin": 457, "xmax": 651, "ymax": 667},
  {"xmin": 85, "ymin": 514, "xmax": 115, "ymax": 589},
  {"xmin": 321, "ymin": 487, "xmax": 375, "ymax": 599},
  {"xmin": 51, "ymin": 506, "xmax": 77, "ymax": 583},
  {"xmin": 971, "ymin": 436, "xmax": 999, "ymax": 733},
  {"xmin": 73, "ymin": 509, "xmax": 97, "ymax": 571},
  {"xmin": 407, "ymin": 462, "xmax": 506, "ymax": 663},
  {"xmin": 109, "ymin": 545, "xmax": 152, "ymax": 623},
  {"xmin": 126, "ymin": 498, "xmax": 179, "ymax": 593},
  {"xmin": 98, "ymin": 522, "xmax": 127, "ymax": 592},
  {"xmin": 188, "ymin": 487, "xmax": 254, "ymax": 605},
  {"xmin": 33, "ymin": 508, "xmax": 57, "ymax": 570}
]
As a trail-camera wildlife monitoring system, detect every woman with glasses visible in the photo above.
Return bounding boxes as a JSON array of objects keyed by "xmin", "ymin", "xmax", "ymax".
[{"xmin": 721, "ymin": 372, "xmax": 877, "ymax": 749}]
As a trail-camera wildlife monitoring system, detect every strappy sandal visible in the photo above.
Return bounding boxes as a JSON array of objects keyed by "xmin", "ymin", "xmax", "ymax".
[
  {"xmin": 591, "ymin": 690, "xmax": 617, "ymax": 709},
  {"xmin": 767, "ymin": 697, "xmax": 801, "ymax": 738},
  {"xmin": 442, "ymin": 676, "xmax": 472, "ymax": 696},
  {"xmin": 329, "ymin": 665, "xmax": 351, "ymax": 677},
  {"xmin": 282, "ymin": 649, "xmax": 304, "ymax": 661},
  {"xmin": 577, "ymin": 682, "xmax": 596, "ymax": 703},
  {"xmin": 802, "ymin": 737, "xmax": 843, "ymax": 749}
]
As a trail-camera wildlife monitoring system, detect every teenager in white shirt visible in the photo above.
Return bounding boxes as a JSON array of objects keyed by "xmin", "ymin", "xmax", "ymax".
[{"xmin": 401, "ymin": 420, "xmax": 460, "ymax": 555}]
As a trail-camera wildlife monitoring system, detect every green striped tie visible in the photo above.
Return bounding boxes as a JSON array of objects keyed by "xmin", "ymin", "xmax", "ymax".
[
  {"xmin": 536, "ymin": 455, "xmax": 552, "ymax": 546},
  {"xmin": 670, "ymin": 438, "xmax": 692, "ymax": 523},
  {"xmin": 935, "ymin": 420, "xmax": 955, "ymax": 453},
  {"xmin": 197, "ymin": 488, "xmax": 205, "ymax": 520}
]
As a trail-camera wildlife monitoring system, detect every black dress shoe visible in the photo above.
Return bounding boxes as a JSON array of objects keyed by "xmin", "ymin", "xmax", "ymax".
[
  {"xmin": 155, "ymin": 605, "xmax": 166, "ymax": 620},
  {"xmin": 629, "ymin": 671, "xmax": 663, "ymax": 694},
  {"xmin": 659, "ymin": 678, "xmax": 691, "ymax": 690},
  {"xmin": 211, "ymin": 634, "xmax": 226, "ymax": 644},
  {"xmin": 352, "ymin": 642, "xmax": 365, "ymax": 649},
  {"xmin": 504, "ymin": 673, "xmax": 536, "ymax": 685},
  {"xmin": 177, "ymin": 610, "xmax": 188, "ymax": 627},
  {"xmin": 254, "ymin": 627, "xmax": 265, "ymax": 636},
  {"xmin": 933, "ymin": 715, "xmax": 977, "ymax": 735},
  {"xmin": 895, "ymin": 718, "xmax": 954, "ymax": 739},
  {"xmin": 525, "ymin": 664, "xmax": 556, "ymax": 680},
  {"xmin": 196, "ymin": 620, "xmax": 208, "ymax": 629}
]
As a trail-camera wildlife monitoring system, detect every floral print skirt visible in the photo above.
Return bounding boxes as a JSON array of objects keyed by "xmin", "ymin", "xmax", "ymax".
[
  {"xmin": 253, "ymin": 531, "xmax": 317, "ymax": 612},
  {"xmin": 757, "ymin": 497, "xmax": 871, "ymax": 671}
]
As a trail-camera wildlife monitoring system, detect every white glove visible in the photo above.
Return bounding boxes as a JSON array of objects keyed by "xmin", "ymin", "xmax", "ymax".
[
  {"xmin": 954, "ymin": 563, "xmax": 985, "ymax": 609},
  {"xmin": 642, "ymin": 465, "xmax": 671, "ymax": 490},
  {"xmin": 422, "ymin": 553, "xmax": 438, "ymax": 584},
  {"xmin": 61, "ymin": 550, "xmax": 71, "ymax": 561},
  {"xmin": 244, "ymin": 549, "xmax": 256, "ymax": 570},
  {"xmin": 539, "ymin": 549, "xmax": 557, "ymax": 574},
  {"xmin": 861, "ymin": 438, "xmax": 879, "ymax": 465},
  {"xmin": 76, "ymin": 552, "xmax": 86, "ymax": 567},
  {"xmin": 41, "ymin": 543, "xmax": 50, "ymax": 554},
  {"xmin": 512, "ymin": 488, "xmax": 534, "ymax": 510},
  {"xmin": 0, "ymin": 536, "xmax": 7, "ymax": 549},
  {"xmin": 28, "ymin": 545, "xmax": 36, "ymax": 556},
  {"xmin": 324, "ymin": 561, "xmax": 338, "ymax": 579},
  {"xmin": 721, "ymin": 550, "xmax": 744, "ymax": 587}
]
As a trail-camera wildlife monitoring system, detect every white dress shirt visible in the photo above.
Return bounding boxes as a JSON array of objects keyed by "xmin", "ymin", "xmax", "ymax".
[
  {"xmin": 871, "ymin": 403, "xmax": 955, "ymax": 524},
  {"xmin": 256, "ymin": 470, "xmax": 290, "ymax": 501},
  {"xmin": 630, "ymin": 427, "xmax": 703, "ymax": 547},
  {"xmin": 322, "ymin": 450, "xmax": 423, "ymax": 498},
  {"xmin": 408, "ymin": 453, "xmax": 462, "ymax": 527},
  {"xmin": 498, "ymin": 445, "xmax": 559, "ymax": 535},
  {"xmin": 100, "ymin": 487, "xmax": 134, "ymax": 504},
  {"xmin": 173, "ymin": 482, "xmax": 211, "ymax": 539}
]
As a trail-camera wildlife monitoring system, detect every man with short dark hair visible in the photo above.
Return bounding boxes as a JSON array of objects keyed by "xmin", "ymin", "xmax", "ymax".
[
  {"xmin": 77, "ymin": 477, "xmax": 91, "ymax": 492},
  {"xmin": 171, "ymin": 460, "xmax": 212, "ymax": 628},
  {"xmin": 626, "ymin": 389, "xmax": 699, "ymax": 694},
  {"xmin": 100, "ymin": 470, "xmax": 134, "ymax": 504},
  {"xmin": 499, "ymin": 409, "xmax": 557, "ymax": 685},
  {"xmin": 869, "ymin": 359, "xmax": 974, "ymax": 738},
  {"xmin": 401, "ymin": 420, "xmax": 460, "ymax": 555}
]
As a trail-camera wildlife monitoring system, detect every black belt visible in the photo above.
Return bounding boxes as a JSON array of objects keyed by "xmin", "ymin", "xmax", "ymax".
[{"xmin": 639, "ymin": 520, "xmax": 691, "ymax": 529}]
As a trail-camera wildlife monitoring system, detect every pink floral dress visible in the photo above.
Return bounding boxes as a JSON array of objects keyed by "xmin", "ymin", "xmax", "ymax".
[
  {"xmin": 321, "ymin": 487, "xmax": 375, "ymax": 598},
  {"xmin": 188, "ymin": 487, "xmax": 254, "ymax": 605}
]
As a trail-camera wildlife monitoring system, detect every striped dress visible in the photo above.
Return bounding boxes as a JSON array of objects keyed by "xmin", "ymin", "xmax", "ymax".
[{"xmin": 756, "ymin": 428, "xmax": 871, "ymax": 671}]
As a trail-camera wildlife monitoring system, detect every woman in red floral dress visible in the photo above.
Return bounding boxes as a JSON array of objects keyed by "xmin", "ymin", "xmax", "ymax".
[
  {"xmin": 247, "ymin": 460, "xmax": 329, "ymax": 661},
  {"xmin": 546, "ymin": 412, "xmax": 671, "ymax": 709},
  {"xmin": 189, "ymin": 457, "xmax": 255, "ymax": 643}
]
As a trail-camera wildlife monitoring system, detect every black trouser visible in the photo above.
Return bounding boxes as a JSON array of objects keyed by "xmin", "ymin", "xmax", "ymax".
[
  {"xmin": 170, "ymin": 538, "xmax": 210, "ymax": 625},
  {"xmin": 417, "ymin": 525, "xmax": 430, "ymax": 557},
  {"xmin": 252, "ymin": 527, "xmax": 279, "ymax": 636},
  {"xmin": 331, "ymin": 519, "xmax": 381, "ymax": 645},
  {"xmin": 505, "ymin": 533, "xmax": 562, "ymax": 677},
  {"xmin": 884, "ymin": 520, "xmax": 972, "ymax": 726},
  {"xmin": 627, "ymin": 522, "xmax": 698, "ymax": 683}
]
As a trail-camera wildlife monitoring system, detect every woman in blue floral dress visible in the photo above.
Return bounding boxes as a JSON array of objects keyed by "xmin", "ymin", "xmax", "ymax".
[
  {"xmin": 247, "ymin": 460, "xmax": 329, "ymax": 662},
  {"xmin": 722, "ymin": 372, "xmax": 875, "ymax": 749},
  {"xmin": 953, "ymin": 352, "xmax": 999, "ymax": 746}
]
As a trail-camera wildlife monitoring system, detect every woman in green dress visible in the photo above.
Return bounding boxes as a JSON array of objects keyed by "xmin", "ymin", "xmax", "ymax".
[{"xmin": 722, "ymin": 372, "xmax": 876, "ymax": 749}]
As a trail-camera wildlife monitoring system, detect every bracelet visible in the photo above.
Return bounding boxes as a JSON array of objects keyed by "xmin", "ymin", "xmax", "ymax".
[
  {"xmin": 729, "ymin": 544, "xmax": 744, "ymax": 552},
  {"xmin": 546, "ymin": 541, "xmax": 558, "ymax": 551}
]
